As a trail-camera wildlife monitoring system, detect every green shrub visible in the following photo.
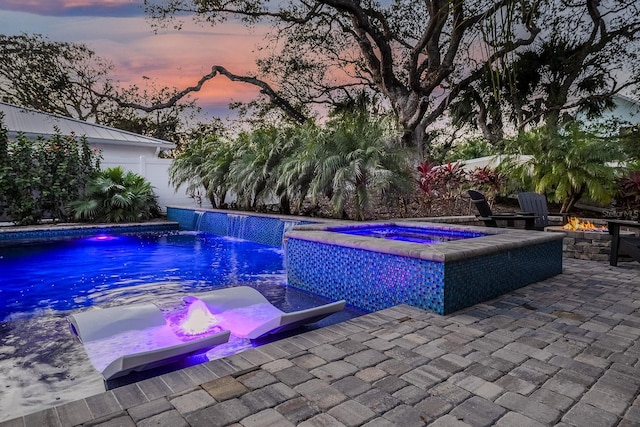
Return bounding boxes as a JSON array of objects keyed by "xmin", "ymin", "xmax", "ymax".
[
  {"xmin": 0, "ymin": 116, "xmax": 101, "ymax": 225},
  {"xmin": 70, "ymin": 166, "xmax": 160, "ymax": 223}
]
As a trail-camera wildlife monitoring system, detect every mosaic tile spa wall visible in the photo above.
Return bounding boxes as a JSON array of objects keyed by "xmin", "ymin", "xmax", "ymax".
[{"xmin": 285, "ymin": 237, "xmax": 563, "ymax": 315}]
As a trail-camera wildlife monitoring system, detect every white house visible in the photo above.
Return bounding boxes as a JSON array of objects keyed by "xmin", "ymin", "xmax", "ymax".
[
  {"xmin": 595, "ymin": 93, "xmax": 640, "ymax": 126},
  {"xmin": 0, "ymin": 102, "xmax": 196, "ymax": 212},
  {"xmin": 453, "ymin": 94, "xmax": 640, "ymax": 170}
]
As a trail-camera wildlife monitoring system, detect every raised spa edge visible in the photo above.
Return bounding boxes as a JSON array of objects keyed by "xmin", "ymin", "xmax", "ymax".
[{"xmin": 285, "ymin": 222, "xmax": 565, "ymax": 315}]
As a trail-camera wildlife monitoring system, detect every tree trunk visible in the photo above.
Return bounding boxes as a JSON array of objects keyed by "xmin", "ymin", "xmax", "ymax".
[
  {"xmin": 561, "ymin": 185, "xmax": 585, "ymax": 213},
  {"xmin": 279, "ymin": 195, "xmax": 291, "ymax": 215}
]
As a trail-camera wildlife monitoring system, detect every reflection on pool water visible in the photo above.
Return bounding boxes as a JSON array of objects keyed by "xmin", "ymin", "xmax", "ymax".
[
  {"xmin": 328, "ymin": 224, "xmax": 487, "ymax": 244},
  {"xmin": 0, "ymin": 230, "xmax": 365, "ymax": 421}
]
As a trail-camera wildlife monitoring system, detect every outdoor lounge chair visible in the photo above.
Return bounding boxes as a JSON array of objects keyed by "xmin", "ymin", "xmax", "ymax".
[
  {"xmin": 468, "ymin": 190, "xmax": 537, "ymax": 229},
  {"xmin": 68, "ymin": 302, "xmax": 231, "ymax": 380},
  {"xmin": 468, "ymin": 190, "xmax": 498, "ymax": 227},
  {"xmin": 188, "ymin": 286, "xmax": 346, "ymax": 340},
  {"xmin": 517, "ymin": 191, "xmax": 570, "ymax": 230}
]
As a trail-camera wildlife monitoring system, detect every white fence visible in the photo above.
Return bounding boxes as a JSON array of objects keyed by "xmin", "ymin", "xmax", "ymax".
[{"xmin": 102, "ymin": 156, "xmax": 208, "ymax": 212}]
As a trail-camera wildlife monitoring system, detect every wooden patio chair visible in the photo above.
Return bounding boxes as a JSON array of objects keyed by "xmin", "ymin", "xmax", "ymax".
[
  {"xmin": 468, "ymin": 190, "xmax": 498, "ymax": 227},
  {"xmin": 517, "ymin": 192, "xmax": 570, "ymax": 230},
  {"xmin": 468, "ymin": 190, "xmax": 538, "ymax": 230}
]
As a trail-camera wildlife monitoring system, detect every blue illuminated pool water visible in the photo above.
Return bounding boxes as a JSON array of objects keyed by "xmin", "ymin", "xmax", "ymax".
[
  {"xmin": 328, "ymin": 225, "xmax": 487, "ymax": 244},
  {"xmin": 0, "ymin": 229, "xmax": 365, "ymax": 419},
  {"xmin": 0, "ymin": 231, "xmax": 359, "ymax": 321}
]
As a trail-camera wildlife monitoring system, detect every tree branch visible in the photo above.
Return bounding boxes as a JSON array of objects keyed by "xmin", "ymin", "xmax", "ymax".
[{"xmin": 97, "ymin": 65, "xmax": 308, "ymax": 124}]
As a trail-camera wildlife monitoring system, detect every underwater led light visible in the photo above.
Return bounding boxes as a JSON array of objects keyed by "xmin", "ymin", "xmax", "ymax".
[
  {"xmin": 86, "ymin": 234, "xmax": 118, "ymax": 242},
  {"xmin": 178, "ymin": 299, "xmax": 219, "ymax": 335}
]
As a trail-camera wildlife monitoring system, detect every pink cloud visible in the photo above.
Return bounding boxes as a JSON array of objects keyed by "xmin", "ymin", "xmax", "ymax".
[
  {"xmin": 97, "ymin": 22, "xmax": 266, "ymax": 107},
  {"xmin": 0, "ymin": 6, "xmax": 269, "ymax": 115},
  {"xmin": 0, "ymin": 0, "xmax": 142, "ymax": 16}
]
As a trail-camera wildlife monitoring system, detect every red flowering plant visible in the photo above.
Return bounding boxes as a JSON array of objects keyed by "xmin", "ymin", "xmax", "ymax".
[
  {"xmin": 611, "ymin": 171, "xmax": 640, "ymax": 220},
  {"xmin": 416, "ymin": 161, "xmax": 468, "ymax": 215},
  {"xmin": 416, "ymin": 161, "xmax": 438, "ymax": 214},
  {"xmin": 467, "ymin": 166, "xmax": 506, "ymax": 204},
  {"xmin": 416, "ymin": 161, "xmax": 437, "ymax": 196},
  {"xmin": 431, "ymin": 162, "xmax": 468, "ymax": 213}
]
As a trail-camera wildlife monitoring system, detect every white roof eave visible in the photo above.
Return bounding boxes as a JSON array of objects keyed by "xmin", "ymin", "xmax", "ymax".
[
  {"xmin": 7, "ymin": 131, "xmax": 176, "ymax": 150},
  {"xmin": 1, "ymin": 102, "xmax": 176, "ymax": 150}
]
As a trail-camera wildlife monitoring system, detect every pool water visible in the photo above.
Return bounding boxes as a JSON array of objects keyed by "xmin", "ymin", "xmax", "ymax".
[
  {"xmin": 328, "ymin": 225, "xmax": 487, "ymax": 244},
  {"xmin": 1, "ymin": 231, "xmax": 289, "ymax": 319},
  {"xmin": 0, "ymin": 230, "xmax": 364, "ymax": 421}
]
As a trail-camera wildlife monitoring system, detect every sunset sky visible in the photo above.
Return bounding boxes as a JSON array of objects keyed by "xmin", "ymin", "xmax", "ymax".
[{"xmin": 0, "ymin": 0, "xmax": 265, "ymax": 119}]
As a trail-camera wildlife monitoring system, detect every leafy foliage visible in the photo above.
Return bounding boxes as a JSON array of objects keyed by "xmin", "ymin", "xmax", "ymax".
[
  {"xmin": 614, "ymin": 171, "xmax": 640, "ymax": 212},
  {"xmin": 0, "ymin": 33, "xmax": 198, "ymax": 144},
  {"xmin": 467, "ymin": 166, "xmax": 507, "ymax": 202},
  {"xmin": 169, "ymin": 112, "xmax": 414, "ymax": 220},
  {"xmin": 416, "ymin": 161, "xmax": 507, "ymax": 215},
  {"xmin": 227, "ymin": 125, "xmax": 299, "ymax": 212},
  {"xmin": 0, "ymin": 116, "xmax": 101, "ymax": 225},
  {"xmin": 169, "ymin": 131, "xmax": 238, "ymax": 208},
  {"xmin": 308, "ymin": 111, "xmax": 412, "ymax": 220},
  {"xmin": 502, "ymin": 122, "xmax": 626, "ymax": 212},
  {"xmin": 450, "ymin": 1, "xmax": 640, "ymax": 142},
  {"xmin": 444, "ymin": 139, "xmax": 497, "ymax": 163},
  {"xmin": 70, "ymin": 167, "xmax": 160, "ymax": 223},
  {"xmin": 0, "ymin": 33, "xmax": 111, "ymax": 120}
]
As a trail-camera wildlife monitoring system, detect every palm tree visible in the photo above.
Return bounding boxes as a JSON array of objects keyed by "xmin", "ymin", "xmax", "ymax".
[
  {"xmin": 227, "ymin": 125, "xmax": 306, "ymax": 213},
  {"xmin": 310, "ymin": 111, "xmax": 413, "ymax": 220},
  {"xmin": 504, "ymin": 122, "xmax": 625, "ymax": 212},
  {"xmin": 275, "ymin": 121, "xmax": 325, "ymax": 214},
  {"xmin": 70, "ymin": 166, "xmax": 159, "ymax": 222},
  {"xmin": 227, "ymin": 127, "xmax": 277, "ymax": 210},
  {"xmin": 169, "ymin": 134, "xmax": 237, "ymax": 208}
]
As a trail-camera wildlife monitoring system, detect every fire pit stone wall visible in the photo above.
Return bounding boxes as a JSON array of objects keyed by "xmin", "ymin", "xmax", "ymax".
[
  {"xmin": 545, "ymin": 219, "xmax": 636, "ymax": 261},
  {"xmin": 555, "ymin": 228, "xmax": 611, "ymax": 261}
]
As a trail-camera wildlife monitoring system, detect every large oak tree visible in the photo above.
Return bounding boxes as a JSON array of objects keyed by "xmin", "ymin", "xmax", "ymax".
[
  {"xmin": 145, "ymin": 0, "xmax": 541, "ymax": 151},
  {"xmin": 450, "ymin": 0, "xmax": 640, "ymax": 142}
]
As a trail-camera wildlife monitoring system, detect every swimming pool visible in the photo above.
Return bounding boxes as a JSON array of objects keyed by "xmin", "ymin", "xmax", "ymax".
[
  {"xmin": 0, "ymin": 231, "xmax": 288, "ymax": 319},
  {"xmin": 0, "ymin": 229, "xmax": 363, "ymax": 420}
]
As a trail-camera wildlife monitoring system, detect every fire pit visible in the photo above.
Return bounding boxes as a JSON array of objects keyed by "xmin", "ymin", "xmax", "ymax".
[
  {"xmin": 546, "ymin": 217, "xmax": 632, "ymax": 261},
  {"xmin": 562, "ymin": 217, "xmax": 607, "ymax": 232}
]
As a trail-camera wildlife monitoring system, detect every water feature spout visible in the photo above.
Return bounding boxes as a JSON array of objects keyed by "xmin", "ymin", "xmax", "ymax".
[
  {"xmin": 281, "ymin": 220, "xmax": 299, "ymax": 245},
  {"xmin": 194, "ymin": 211, "xmax": 205, "ymax": 231},
  {"xmin": 227, "ymin": 214, "xmax": 249, "ymax": 239}
]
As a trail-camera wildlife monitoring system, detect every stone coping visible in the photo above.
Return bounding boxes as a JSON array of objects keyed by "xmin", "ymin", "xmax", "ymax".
[
  {"xmin": 0, "ymin": 220, "xmax": 178, "ymax": 234},
  {"xmin": 286, "ymin": 221, "xmax": 566, "ymax": 262},
  {"xmin": 166, "ymin": 206, "xmax": 348, "ymax": 225},
  {"xmin": 167, "ymin": 206, "xmax": 481, "ymax": 228}
]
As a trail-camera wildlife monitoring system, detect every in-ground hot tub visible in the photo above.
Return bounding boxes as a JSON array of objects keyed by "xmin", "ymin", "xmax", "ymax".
[
  {"xmin": 328, "ymin": 224, "xmax": 488, "ymax": 244},
  {"xmin": 285, "ymin": 222, "xmax": 565, "ymax": 315}
]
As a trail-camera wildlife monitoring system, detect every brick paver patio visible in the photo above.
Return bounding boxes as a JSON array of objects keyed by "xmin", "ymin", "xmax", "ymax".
[{"xmin": 2, "ymin": 257, "xmax": 640, "ymax": 427}]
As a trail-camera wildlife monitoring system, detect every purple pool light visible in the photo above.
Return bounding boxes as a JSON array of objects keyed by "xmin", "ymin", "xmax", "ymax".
[
  {"xmin": 85, "ymin": 234, "xmax": 120, "ymax": 242},
  {"xmin": 328, "ymin": 224, "xmax": 487, "ymax": 244}
]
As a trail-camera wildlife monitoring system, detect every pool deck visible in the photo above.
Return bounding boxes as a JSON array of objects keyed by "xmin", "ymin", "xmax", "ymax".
[{"xmin": 3, "ymin": 257, "xmax": 640, "ymax": 427}]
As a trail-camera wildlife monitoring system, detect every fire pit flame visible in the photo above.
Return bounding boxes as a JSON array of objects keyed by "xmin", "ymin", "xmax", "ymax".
[{"xmin": 562, "ymin": 217, "xmax": 608, "ymax": 232}]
